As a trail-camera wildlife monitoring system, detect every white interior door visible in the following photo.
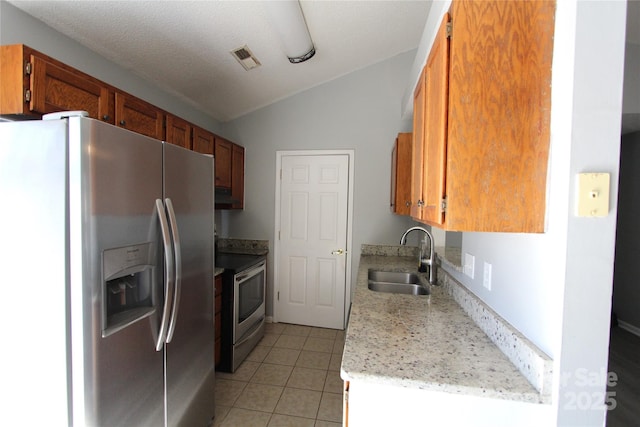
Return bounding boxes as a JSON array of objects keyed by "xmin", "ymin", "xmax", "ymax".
[{"xmin": 276, "ymin": 153, "xmax": 350, "ymax": 329}]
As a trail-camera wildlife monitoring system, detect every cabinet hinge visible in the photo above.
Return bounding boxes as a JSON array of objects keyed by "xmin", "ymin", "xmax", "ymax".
[
  {"xmin": 25, "ymin": 62, "xmax": 32, "ymax": 75},
  {"xmin": 441, "ymin": 197, "xmax": 447, "ymax": 213},
  {"xmin": 446, "ymin": 21, "xmax": 453, "ymax": 39},
  {"xmin": 25, "ymin": 89, "xmax": 31, "ymax": 102}
]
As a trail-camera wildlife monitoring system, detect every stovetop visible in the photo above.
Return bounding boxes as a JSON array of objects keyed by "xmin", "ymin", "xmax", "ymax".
[{"xmin": 215, "ymin": 252, "xmax": 265, "ymax": 273}]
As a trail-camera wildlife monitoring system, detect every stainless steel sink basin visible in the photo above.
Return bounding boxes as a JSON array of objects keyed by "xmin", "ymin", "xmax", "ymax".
[{"xmin": 367, "ymin": 270, "xmax": 430, "ymax": 295}]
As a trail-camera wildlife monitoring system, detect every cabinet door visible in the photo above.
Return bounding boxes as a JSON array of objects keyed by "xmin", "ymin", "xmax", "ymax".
[
  {"xmin": 214, "ymin": 137, "xmax": 233, "ymax": 188},
  {"xmin": 446, "ymin": 0, "xmax": 554, "ymax": 232},
  {"xmin": 165, "ymin": 114, "xmax": 192, "ymax": 149},
  {"xmin": 115, "ymin": 92, "xmax": 164, "ymax": 140},
  {"xmin": 391, "ymin": 133, "xmax": 412, "ymax": 216},
  {"xmin": 421, "ymin": 14, "xmax": 450, "ymax": 226},
  {"xmin": 410, "ymin": 68, "xmax": 426, "ymax": 220},
  {"xmin": 30, "ymin": 54, "xmax": 112, "ymax": 122},
  {"xmin": 231, "ymin": 144, "xmax": 245, "ymax": 209},
  {"xmin": 193, "ymin": 126, "xmax": 215, "ymax": 155}
]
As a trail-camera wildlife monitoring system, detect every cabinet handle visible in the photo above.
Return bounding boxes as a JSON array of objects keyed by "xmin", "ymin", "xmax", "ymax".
[
  {"xmin": 119, "ymin": 120, "xmax": 126, "ymax": 126},
  {"xmin": 405, "ymin": 201, "xmax": 411, "ymax": 207},
  {"xmin": 417, "ymin": 200, "xmax": 425, "ymax": 207},
  {"xmin": 102, "ymin": 115, "xmax": 110, "ymax": 121}
]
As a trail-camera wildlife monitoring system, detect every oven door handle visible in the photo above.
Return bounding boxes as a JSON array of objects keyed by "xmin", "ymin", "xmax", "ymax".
[
  {"xmin": 235, "ymin": 261, "xmax": 266, "ymax": 283},
  {"xmin": 236, "ymin": 316, "xmax": 265, "ymax": 347}
]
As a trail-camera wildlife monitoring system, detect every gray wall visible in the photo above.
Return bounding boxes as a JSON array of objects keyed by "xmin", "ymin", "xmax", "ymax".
[
  {"xmin": 613, "ymin": 130, "xmax": 640, "ymax": 330},
  {"xmin": 220, "ymin": 51, "xmax": 417, "ymax": 315},
  {"xmin": 0, "ymin": 1, "xmax": 222, "ymax": 134}
]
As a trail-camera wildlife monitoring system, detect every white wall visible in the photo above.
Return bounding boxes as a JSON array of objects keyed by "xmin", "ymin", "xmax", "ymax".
[
  {"xmin": 221, "ymin": 52, "xmax": 418, "ymax": 315},
  {"xmin": 0, "ymin": 1, "xmax": 222, "ymax": 134}
]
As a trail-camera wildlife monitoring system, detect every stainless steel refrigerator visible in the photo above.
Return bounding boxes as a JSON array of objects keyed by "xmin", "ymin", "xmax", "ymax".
[{"xmin": 0, "ymin": 112, "xmax": 215, "ymax": 426}]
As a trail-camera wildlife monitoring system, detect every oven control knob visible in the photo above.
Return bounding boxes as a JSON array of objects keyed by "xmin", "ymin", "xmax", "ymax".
[{"xmin": 331, "ymin": 249, "xmax": 345, "ymax": 255}]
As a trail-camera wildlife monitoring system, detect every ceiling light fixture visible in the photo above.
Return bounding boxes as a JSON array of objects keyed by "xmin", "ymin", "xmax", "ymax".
[{"xmin": 264, "ymin": 0, "xmax": 316, "ymax": 64}]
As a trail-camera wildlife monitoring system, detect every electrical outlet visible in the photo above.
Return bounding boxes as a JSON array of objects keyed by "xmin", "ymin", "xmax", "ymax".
[
  {"xmin": 483, "ymin": 262, "xmax": 492, "ymax": 290},
  {"xmin": 464, "ymin": 253, "xmax": 475, "ymax": 279}
]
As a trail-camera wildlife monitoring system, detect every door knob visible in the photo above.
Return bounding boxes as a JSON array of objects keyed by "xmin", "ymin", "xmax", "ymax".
[{"xmin": 331, "ymin": 249, "xmax": 344, "ymax": 255}]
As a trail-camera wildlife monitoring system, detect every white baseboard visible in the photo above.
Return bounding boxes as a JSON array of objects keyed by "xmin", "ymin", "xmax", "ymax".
[
  {"xmin": 265, "ymin": 316, "xmax": 274, "ymax": 324},
  {"xmin": 618, "ymin": 319, "xmax": 640, "ymax": 337}
]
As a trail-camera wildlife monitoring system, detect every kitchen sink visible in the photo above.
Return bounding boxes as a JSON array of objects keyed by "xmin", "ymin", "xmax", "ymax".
[{"xmin": 367, "ymin": 270, "xmax": 430, "ymax": 295}]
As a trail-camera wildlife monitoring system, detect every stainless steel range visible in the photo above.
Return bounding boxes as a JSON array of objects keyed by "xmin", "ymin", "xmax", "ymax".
[{"xmin": 216, "ymin": 253, "xmax": 266, "ymax": 372}]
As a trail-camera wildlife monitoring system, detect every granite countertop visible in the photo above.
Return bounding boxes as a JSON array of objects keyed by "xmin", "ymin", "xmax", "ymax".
[{"xmin": 341, "ymin": 254, "xmax": 544, "ymax": 403}]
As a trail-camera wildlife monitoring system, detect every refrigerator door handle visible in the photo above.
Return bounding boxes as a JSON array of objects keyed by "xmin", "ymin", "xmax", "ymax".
[
  {"xmin": 165, "ymin": 198, "xmax": 182, "ymax": 343},
  {"xmin": 155, "ymin": 198, "xmax": 175, "ymax": 351}
]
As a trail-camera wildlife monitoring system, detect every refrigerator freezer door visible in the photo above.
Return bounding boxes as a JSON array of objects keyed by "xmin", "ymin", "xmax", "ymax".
[
  {"xmin": 163, "ymin": 143, "xmax": 215, "ymax": 426},
  {"xmin": 69, "ymin": 117, "xmax": 165, "ymax": 426},
  {"xmin": 0, "ymin": 120, "xmax": 71, "ymax": 426}
]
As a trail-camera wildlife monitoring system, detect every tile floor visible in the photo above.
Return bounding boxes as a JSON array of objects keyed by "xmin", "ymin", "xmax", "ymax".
[{"xmin": 214, "ymin": 323, "xmax": 345, "ymax": 427}]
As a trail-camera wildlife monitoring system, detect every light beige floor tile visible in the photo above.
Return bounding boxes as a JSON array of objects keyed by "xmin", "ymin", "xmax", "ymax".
[
  {"xmin": 264, "ymin": 347, "xmax": 301, "ymax": 366},
  {"xmin": 216, "ymin": 360, "xmax": 260, "ymax": 382},
  {"xmin": 332, "ymin": 339, "xmax": 345, "ymax": 354},
  {"xmin": 246, "ymin": 345, "xmax": 271, "ymax": 363},
  {"xmin": 268, "ymin": 413, "xmax": 316, "ymax": 427},
  {"xmin": 274, "ymin": 334, "xmax": 307, "ymax": 350},
  {"xmin": 212, "ymin": 405, "xmax": 231, "ymax": 426},
  {"xmin": 328, "ymin": 353, "xmax": 342, "ymax": 372},
  {"xmin": 251, "ymin": 363, "xmax": 293, "ymax": 387},
  {"xmin": 314, "ymin": 421, "xmax": 342, "ymax": 427},
  {"xmin": 308, "ymin": 328, "xmax": 338, "ymax": 340},
  {"xmin": 215, "ymin": 379, "xmax": 247, "ymax": 407},
  {"xmin": 274, "ymin": 387, "xmax": 322, "ymax": 419},
  {"xmin": 317, "ymin": 392, "xmax": 342, "ymax": 423},
  {"xmin": 282, "ymin": 324, "xmax": 312, "ymax": 337},
  {"xmin": 219, "ymin": 407, "xmax": 271, "ymax": 427},
  {"xmin": 287, "ymin": 367, "xmax": 327, "ymax": 391},
  {"xmin": 234, "ymin": 383, "xmax": 284, "ymax": 413},
  {"xmin": 323, "ymin": 371, "xmax": 343, "ymax": 394},
  {"xmin": 265, "ymin": 323, "xmax": 287, "ymax": 335},
  {"xmin": 303, "ymin": 337, "xmax": 334, "ymax": 353},
  {"xmin": 296, "ymin": 351, "xmax": 331, "ymax": 370},
  {"xmin": 260, "ymin": 333, "xmax": 281, "ymax": 347},
  {"xmin": 335, "ymin": 330, "xmax": 345, "ymax": 341}
]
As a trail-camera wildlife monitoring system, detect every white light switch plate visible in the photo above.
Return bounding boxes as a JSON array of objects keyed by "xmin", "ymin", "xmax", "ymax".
[{"xmin": 577, "ymin": 173, "xmax": 610, "ymax": 217}]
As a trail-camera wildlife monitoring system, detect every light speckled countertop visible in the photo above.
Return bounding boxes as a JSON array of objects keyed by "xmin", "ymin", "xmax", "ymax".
[{"xmin": 341, "ymin": 254, "xmax": 545, "ymax": 403}]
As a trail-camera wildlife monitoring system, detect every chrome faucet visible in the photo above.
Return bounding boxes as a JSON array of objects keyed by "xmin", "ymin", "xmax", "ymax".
[{"xmin": 400, "ymin": 226, "xmax": 435, "ymax": 284}]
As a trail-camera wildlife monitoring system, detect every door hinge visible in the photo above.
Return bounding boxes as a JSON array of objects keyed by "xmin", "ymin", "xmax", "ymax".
[
  {"xmin": 25, "ymin": 89, "xmax": 31, "ymax": 102},
  {"xmin": 277, "ymin": 291, "xmax": 280, "ymax": 301},
  {"xmin": 280, "ymin": 169, "xmax": 283, "ymax": 180},
  {"xmin": 25, "ymin": 61, "xmax": 32, "ymax": 75},
  {"xmin": 278, "ymin": 230, "xmax": 281, "ymax": 240},
  {"xmin": 441, "ymin": 197, "xmax": 447, "ymax": 213},
  {"xmin": 446, "ymin": 21, "xmax": 453, "ymax": 39}
]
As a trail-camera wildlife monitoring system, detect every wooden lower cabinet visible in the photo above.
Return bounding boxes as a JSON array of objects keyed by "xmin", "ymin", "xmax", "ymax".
[{"xmin": 214, "ymin": 275, "xmax": 222, "ymax": 368}]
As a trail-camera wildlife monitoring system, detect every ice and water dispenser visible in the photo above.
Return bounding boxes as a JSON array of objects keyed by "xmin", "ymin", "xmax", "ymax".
[{"xmin": 102, "ymin": 242, "xmax": 156, "ymax": 337}]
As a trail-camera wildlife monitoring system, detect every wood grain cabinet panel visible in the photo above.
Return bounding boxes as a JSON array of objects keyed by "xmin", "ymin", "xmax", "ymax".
[
  {"xmin": 165, "ymin": 114, "xmax": 192, "ymax": 149},
  {"xmin": 214, "ymin": 137, "xmax": 233, "ymax": 189},
  {"xmin": 193, "ymin": 126, "xmax": 215, "ymax": 155},
  {"xmin": 391, "ymin": 133, "xmax": 412, "ymax": 216},
  {"xmin": 411, "ymin": 0, "xmax": 555, "ymax": 232},
  {"xmin": 231, "ymin": 144, "xmax": 245, "ymax": 209},
  {"xmin": 1, "ymin": 44, "xmax": 112, "ymax": 122},
  {"xmin": 115, "ymin": 92, "xmax": 164, "ymax": 140}
]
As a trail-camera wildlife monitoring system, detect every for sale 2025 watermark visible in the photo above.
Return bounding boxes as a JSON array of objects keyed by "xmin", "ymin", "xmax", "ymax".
[{"xmin": 562, "ymin": 368, "xmax": 618, "ymax": 411}]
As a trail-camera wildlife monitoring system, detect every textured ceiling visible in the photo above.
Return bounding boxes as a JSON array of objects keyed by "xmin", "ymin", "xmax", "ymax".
[{"xmin": 8, "ymin": 0, "xmax": 432, "ymax": 122}]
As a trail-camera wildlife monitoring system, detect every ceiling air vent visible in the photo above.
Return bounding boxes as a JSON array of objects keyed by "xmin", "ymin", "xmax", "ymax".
[{"xmin": 231, "ymin": 45, "xmax": 261, "ymax": 71}]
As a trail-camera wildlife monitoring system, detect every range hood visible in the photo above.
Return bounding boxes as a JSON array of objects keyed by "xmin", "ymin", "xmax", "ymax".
[{"xmin": 215, "ymin": 187, "xmax": 241, "ymax": 205}]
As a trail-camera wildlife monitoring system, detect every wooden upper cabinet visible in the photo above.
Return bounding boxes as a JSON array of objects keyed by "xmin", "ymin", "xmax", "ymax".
[
  {"xmin": 410, "ymin": 68, "xmax": 426, "ymax": 220},
  {"xmin": 391, "ymin": 133, "xmax": 412, "ymax": 216},
  {"xmin": 231, "ymin": 144, "xmax": 245, "ymax": 209},
  {"xmin": 1, "ymin": 44, "xmax": 113, "ymax": 122},
  {"xmin": 411, "ymin": 0, "xmax": 554, "ymax": 232},
  {"xmin": 193, "ymin": 126, "xmax": 215, "ymax": 155},
  {"xmin": 165, "ymin": 114, "xmax": 192, "ymax": 149},
  {"xmin": 115, "ymin": 92, "xmax": 164, "ymax": 140},
  {"xmin": 214, "ymin": 137, "xmax": 233, "ymax": 189}
]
